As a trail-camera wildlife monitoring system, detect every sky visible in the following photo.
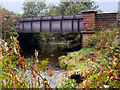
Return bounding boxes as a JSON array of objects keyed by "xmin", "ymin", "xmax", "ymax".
[{"xmin": 1, "ymin": 0, "xmax": 120, "ymax": 14}]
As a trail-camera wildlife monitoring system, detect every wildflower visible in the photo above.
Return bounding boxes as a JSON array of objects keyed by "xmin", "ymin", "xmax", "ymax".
[
  {"xmin": 113, "ymin": 61, "xmax": 116, "ymax": 65},
  {"xmin": 103, "ymin": 71, "xmax": 108, "ymax": 73},
  {"xmin": 113, "ymin": 58, "xmax": 118, "ymax": 62},
  {"xmin": 90, "ymin": 57, "xmax": 95, "ymax": 61},
  {"xmin": 109, "ymin": 70, "xmax": 114, "ymax": 76},
  {"xmin": 2, "ymin": 79, "xmax": 5, "ymax": 83},
  {"xmin": 111, "ymin": 56, "xmax": 114, "ymax": 58}
]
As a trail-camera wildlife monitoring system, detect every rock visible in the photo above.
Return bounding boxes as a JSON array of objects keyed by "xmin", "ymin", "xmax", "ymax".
[
  {"xmin": 50, "ymin": 54, "xmax": 54, "ymax": 56},
  {"xmin": 70, "ymin": 74, "xmax": 85, "ymax": 83},
  {"xmin": 65, "ymin": 64, "xmax": 68, "ymax": 71}
]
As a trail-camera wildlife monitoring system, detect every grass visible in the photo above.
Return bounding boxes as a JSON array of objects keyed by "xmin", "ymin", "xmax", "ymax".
[
  {"xmin": 58, "ymin": 47, "xmax": 97, "ymax": 70},
  {"xmin": 58, "ymin": 29, "xmax": 120, "ymax": 88}
]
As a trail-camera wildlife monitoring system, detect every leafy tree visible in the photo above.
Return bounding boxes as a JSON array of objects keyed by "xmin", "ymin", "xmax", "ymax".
[
  {"xmin": 22, "ymin": 0, "xmax": 47, "ymax": 17},
  {"xmin": 96, "ymin": 9, "xmax": 103, "ymax": 13},
  {"xmin": 16, "ymin": 13, "xmax": 23, "ymax": 18},
  {"xmin": 46, "ymin": 0, "xmax": 98, "ymax": 16},
  {"xmin": 44, "ymin": 4, "xmax": 57, "ymax": 16}
]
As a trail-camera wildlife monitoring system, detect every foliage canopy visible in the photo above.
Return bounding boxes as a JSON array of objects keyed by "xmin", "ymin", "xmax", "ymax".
[{"xmin": 22, "ymin": 0, "xmax": 47, "ymax": 17}]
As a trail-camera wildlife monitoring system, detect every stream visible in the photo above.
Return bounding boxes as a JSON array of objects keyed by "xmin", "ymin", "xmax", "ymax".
[{"xmin": 21, "ymin": 42, "xmax": 81, "ymax": 88}]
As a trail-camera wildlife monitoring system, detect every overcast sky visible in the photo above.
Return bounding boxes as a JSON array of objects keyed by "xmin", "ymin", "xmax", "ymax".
[{"xmin": 1, "ymin": 0, "xmax": 120, "ymax": 14}]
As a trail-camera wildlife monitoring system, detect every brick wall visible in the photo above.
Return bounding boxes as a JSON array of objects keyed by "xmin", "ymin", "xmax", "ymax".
[
  {"xmin": 118, "ymin": 19, "xmax": 120, "ymax": 29},
  {"xmin": 82, "ymin": 10, "xmax": 97, "ymax": 47},
  {"xmin": 82, "ymin": 34, "xmax": 93, "ymax": 47},
  {"xmin": 96, "ymin": 13, "xmax": 118, "ymax": 30},
  {"xmin": 81, "ymin": 10, "xmax": 118, "ymax": 47},
  {"xmin": 82, "ymin": 10, "xmax": 97, "ymax": 31}
]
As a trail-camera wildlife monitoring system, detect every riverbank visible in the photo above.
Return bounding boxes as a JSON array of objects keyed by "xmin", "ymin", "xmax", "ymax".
[
  {"xmin": 18, "ymin": 41, "xmax": 82, "ymax": 88},
  {"xmin": 58, "ymin": 29, "xmax": 120, "ymax": 88}
]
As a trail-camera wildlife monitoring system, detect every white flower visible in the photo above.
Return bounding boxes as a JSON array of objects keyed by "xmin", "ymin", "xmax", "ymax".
[{"xmin": 103, "ymin": 85, "xmax": 109, "ymax": 88}]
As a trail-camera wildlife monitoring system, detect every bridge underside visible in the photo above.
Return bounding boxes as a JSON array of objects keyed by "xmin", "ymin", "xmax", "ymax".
[{"xmin": 18, "ymin": 15, "xmax": 83, "ymax": 33}]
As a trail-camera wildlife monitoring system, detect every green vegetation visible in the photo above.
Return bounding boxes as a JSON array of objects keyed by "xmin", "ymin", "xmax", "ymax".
[
  {"xmin": 1, "ymin": 8, "xmax": 50, "ymax": 88},
  {"xmin": 22, "ymin": 0, "xmax": 47, "ymax": 17},
  {"xmin": 23, "ymin": 0, "xmax": 98, "ymax": 17},
  {"xmin": 46, "ymin": 0, "xmax": 98, "ymax": 16},
  {"xmin": 58, "ymin": 29, "xmax": 120, "ymax": 88},
  {"xmin": 34, "ymin": 32, "xmax": 81, "ymax": 43},
  {"xmin": 1, "ymin": 0, "xmax": 120, "ymax": 88}
]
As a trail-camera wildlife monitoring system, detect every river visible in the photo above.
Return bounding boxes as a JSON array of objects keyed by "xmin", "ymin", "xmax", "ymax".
[{"xmin": 21, "ymin": 42, "xmax": 81, "ymax": 88}]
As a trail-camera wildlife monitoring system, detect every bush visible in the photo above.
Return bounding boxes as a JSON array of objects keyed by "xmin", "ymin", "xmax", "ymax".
[
  {"xmin": 58, "ymin": 28, "xmax": 120, "ymax": 88},
  {"xmin": 1, "ymin": 8, "xmax": 50, "ymax": 88},
  {"xmin": 88, "ymin": 29, "xmax": 118, "ymax": 49}
]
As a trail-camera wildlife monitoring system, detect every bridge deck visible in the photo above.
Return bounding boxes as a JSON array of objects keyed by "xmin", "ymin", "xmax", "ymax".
[{"xmin": 18, "ymin": 15, "xmax": 83, "ymax": 33}]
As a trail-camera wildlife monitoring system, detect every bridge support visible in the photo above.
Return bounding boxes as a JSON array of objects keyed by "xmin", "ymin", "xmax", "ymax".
[
  {"xmin": 81, "ymin": 32, "xmax": 94, "ymax": 47},
  {"xmin": 81, "ymin": 10, "xmax": 97, "ymax": 47}
]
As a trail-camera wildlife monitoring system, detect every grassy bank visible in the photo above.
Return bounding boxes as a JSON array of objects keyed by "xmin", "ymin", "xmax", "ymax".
[{"xmin": 58, "ymin": 29, "xmax": 120, "ymax": 88}]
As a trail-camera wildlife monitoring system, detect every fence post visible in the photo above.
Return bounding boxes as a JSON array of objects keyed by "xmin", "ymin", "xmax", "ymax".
[{"xmin": 81, "ymin": 10, "xmax": 97, "ymax": 47}]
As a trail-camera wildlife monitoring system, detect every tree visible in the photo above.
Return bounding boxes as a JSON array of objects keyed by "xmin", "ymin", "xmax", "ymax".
[
  {"xmin": 22, "ymin": 0, "xmax": 47, "ymax": 17},
  {"xmin": 96, "ymin": 9, "xmax": 103, "ymax": 13},
  {"xmin": 2, "ymin": 8, "xmax": 18, "ymax": 41},
  {"xmin": 46, "ymin": 0, "xmax": 98, "ymax": 16}
]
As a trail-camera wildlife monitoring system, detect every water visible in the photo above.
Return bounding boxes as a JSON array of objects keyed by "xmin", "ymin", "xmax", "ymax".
[{"xmin": 21, "ymin": 42, "xmax": 81, "ymax": 87}]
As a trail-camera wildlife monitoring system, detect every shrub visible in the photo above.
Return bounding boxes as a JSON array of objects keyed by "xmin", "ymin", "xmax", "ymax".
[
  {"xmin": 88, "ymin": 29, "xmax": 118, "ymax": 49},
  {"xmin": 1, "ymin": 8, "xmax": 50, "ymax": 88},
  {"xmin": 58, "ymin": 28, "xmax": 120, "ymax": 88}
]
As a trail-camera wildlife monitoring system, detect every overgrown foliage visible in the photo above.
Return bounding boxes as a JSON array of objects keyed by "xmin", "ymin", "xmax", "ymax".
[
  {"xmin": 2, "ymin": 8, "xmax": 18, "ymax": 40},
  {"xmin": 1, "ymin": 8, "xmax": 50, "ymax": 88},
  {"xmin": 58, "ymin": 29, "xmax": 120, "ymax": 88},
  {"xmin": 88, "ymin": 29, "xmax": 119, "ymax": 49}
]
